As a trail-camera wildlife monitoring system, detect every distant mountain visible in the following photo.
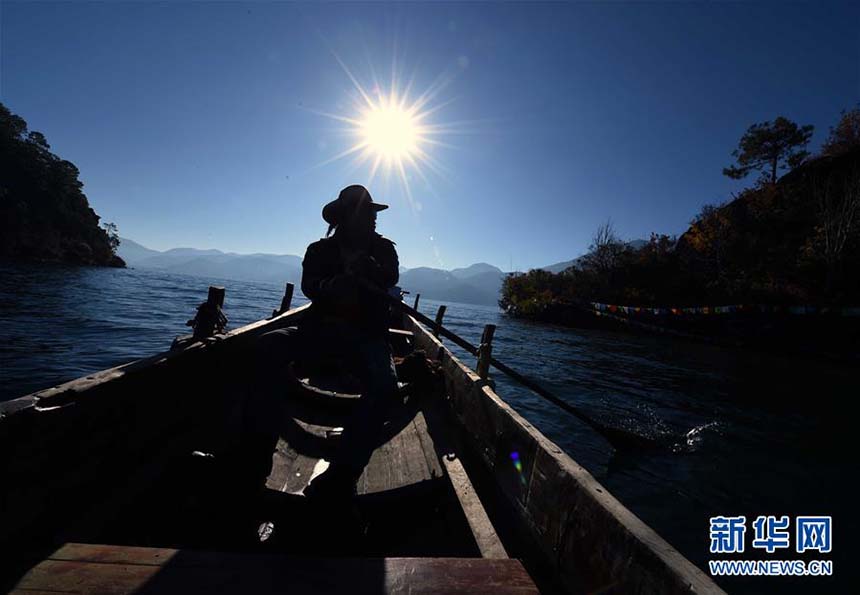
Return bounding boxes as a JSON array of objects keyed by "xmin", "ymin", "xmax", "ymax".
[
  {"xmin": 118, "ymin": 238, "xmax": 506, "ymax": 306},
  {"xmin": 399, "ymin": 266, "xmax": 505, "ymax": 306},
  {"xmin": 118, "ymin": 239, "xmax": 302, "ymax": 286},
  {"xmin": 116, "ymin": 238, "xmax": 160, "ymax": 263},
  {"xmin": 450, "ymin": 262, "xmax": 502, "ymax": 280},
  {"xmin": 541, "ymin": 258, "xmax": 582, "ymax": 275}
]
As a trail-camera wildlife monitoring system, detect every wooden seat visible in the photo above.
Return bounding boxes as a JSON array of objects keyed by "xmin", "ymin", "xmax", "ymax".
[{"xmin": 10, "ymin": 543, "xmax": 540, "ymax": 594}]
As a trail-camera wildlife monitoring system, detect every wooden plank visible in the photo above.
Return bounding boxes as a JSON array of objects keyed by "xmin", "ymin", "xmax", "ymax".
[
  {"xmin": 388, "ymin": 328, "xmax": 414, "ymax": 338},
  {"xmin": 412, "ymin": 412, "xmax": 444, "ymax": 480},
  {"xmin": 408, "ymin": 320, "xmax": 540, "ymax": 507},
  {"xmin": 13, "ymin": 560, "xmax": 158, "ymax": 594},
  {"xmin": 266, "ymin": 439, "xmax": 322, "ymax": 495},
  {"xmin": 265, "ymin": 438, "xmax": 298, "ymax": 492},
  {"xmin": 50, "ymin": 543, "xmax": 179, "ymax": 566},
  {"xmin": 276, "ymin": 282, "xmax": 294, "ymax": 316},
  {"xmin": 12, "ymin": 545, "xmax": 540, "ymax": 594},
  {"xmin": 419, "ymin": 404, "xmax": 507, "ymax": 560},
  {"xmin": 433, "ymin": 305, "xmax": 447, "ymax": 338},
  {"xmin": 439, "ymin": 453, "xmax": 508, "ymax": 560},
  {"xmin": 266, "ymin": 396, "xmax": 444, "ymax": 497},
  {"xmin": 476, "ymin": 324, "xmax": 496, "ymax": 379},
  {"xmin": 383, "ymin": 558, "xmax": 537, "ymax": 594},
  {"xmin": 358, "ymin": 419, "xmax": 433, "ymax": 494}
]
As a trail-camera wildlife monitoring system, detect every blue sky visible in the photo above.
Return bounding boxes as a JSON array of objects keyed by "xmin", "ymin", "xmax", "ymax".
[{"xmin": 2, "ymin": 1, "xmax": 858, "ymax": 270}]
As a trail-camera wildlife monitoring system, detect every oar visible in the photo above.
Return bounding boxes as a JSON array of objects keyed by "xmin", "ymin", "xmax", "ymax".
[{"xmin": 363, "ymin": 281, "xmax": 659, "ymax": 449}]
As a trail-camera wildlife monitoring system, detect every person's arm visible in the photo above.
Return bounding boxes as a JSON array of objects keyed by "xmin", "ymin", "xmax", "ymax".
[
  {"xmin": 344, "ymin": 238, "xmax": 399, "ymax": 290},
  {"xmin": 301, "ymin": 242, "xmax": 328, "ymax": 302},
  {"xmin": 372, "ymin": 237, "xmax": 399, "ymax": 289},
  {"xmin": 303, "ymin": 242, "xmax": 363, "ymax": 310}
]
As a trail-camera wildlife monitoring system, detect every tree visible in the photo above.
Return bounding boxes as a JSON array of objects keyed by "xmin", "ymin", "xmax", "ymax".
[
  {"xmin": 581, "ymin": 219, "xmax": 625, "ymax": 275},
  {"xmin": 103, "ymin": 222, "xmax": 121, "ymax": 254},
  {"xmin": 0, "ymin": 101, "xmax": 123, "ymax": 266},
  {"xmin": 685, "ymin": 202, "xmax": 737, "ymax": 281},
  {"xmin": 723, "ymin": 116, "xmax": 813, "ymax": 184},
  {"xmin": 811, "ymin": 165, "xmax": 860, "ymax": 293},
  {"xmin": 821, "ymin": 106, "xmax": 860, "ymax": 157}
]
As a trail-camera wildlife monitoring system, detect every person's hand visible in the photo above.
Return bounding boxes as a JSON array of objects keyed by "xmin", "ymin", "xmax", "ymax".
[
  {"xmin": 348, "ymin": 254, "xmax": 381, "ymax": 280},
  {"xmin": 322, "ymin": 273, "xmax": 359, "ymax": 299}
]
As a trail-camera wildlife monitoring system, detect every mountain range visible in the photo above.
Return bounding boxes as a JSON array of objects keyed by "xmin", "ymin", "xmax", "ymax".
[
  {"xmin": 118, "ymin": 238, "xmax": 645, "ymax": 306},
  {"xmin": 118, "ymin": 238, "xmax": 509, "ymax": 306}
]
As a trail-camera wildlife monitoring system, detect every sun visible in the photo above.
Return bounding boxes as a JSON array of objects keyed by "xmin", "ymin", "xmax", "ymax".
[
  {"xmin": 360, "ymin": 102, "xmax": 421, "ymax": 162},
  {"xmin": 347, "ymin": 86, "xmax": 439, "ymax": 187},
  {"xmin": 310, "ymin": 54, "xmax": 457, "ymax": 208}
]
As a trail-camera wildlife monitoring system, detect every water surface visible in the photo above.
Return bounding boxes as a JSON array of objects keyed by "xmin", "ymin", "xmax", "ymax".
[{"xmin": 1, "ymin": 264, "xmax": 853, "ymax": 593}]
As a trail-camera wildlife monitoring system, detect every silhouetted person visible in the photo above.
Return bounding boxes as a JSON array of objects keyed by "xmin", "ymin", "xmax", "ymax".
[{"xmin": 250, "ymin": 185, "xmax": 400, "ymax": 500}]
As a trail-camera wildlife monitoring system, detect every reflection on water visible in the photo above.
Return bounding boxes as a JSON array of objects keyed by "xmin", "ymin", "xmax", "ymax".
[{"xmin": 0, "ymin": 264, "xmax": 853, "ymax": 592}]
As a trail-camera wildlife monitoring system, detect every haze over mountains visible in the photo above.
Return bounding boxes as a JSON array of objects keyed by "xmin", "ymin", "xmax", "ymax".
[
  {"xmin": 118, "ymin": 238, "xmax": 508, "ymax": 306},
  {"xmin": 118, "ymin": 238, "xmax": 645, "ymax": 306}
]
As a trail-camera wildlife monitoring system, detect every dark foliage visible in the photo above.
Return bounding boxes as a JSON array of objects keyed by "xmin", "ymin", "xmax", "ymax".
[
  {"xmin": 822, "ymin": 106, "xmax": 860, "ymax": 157},
  {"xmin": 502, "ymin": 116, "xmax": 860, "ymax": 316},
  {"xmin": 0, "ymin": 102, "xmax": 124, "ymax": 267}
]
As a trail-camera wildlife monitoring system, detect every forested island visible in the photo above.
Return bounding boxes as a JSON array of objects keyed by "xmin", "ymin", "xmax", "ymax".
[
  {"xmin": 501, "ymin": 109, "xmax": 860, "ymax": 326},
  {"xmin": 0, "ymin": 103, "xmax": 124, "ymax": 267}
]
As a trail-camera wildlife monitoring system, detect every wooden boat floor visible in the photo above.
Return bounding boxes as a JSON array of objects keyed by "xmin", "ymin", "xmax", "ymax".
[
  {"xmin": 267, "ymin": 408, "xmax": 444, "ymax": 496},
  {"xmin": 40, "ymin": 394, "xmax": 484, "ymax": 562},
  {"xmin": 11, "ymin": 542, "xmax": 540, "ymax": 594},
  {"xmin": 251, "ymin": 398, "xmax": 481, "ymax": 558}
]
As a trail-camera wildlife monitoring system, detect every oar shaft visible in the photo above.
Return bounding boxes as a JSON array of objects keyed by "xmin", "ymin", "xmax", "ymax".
[
  {"xmin": 393, "ymin": 296, "xmax": 610, "ymax": 436},
  {"xmin": 486, "ymin": 355, "xmax": 609, "ymax": 435},
  {"xmin": 350, "ymin": 279, "xmax": 616, "ymax": 441},
  {"xmin": 407, "ymin": 305, "xmax": 479, "ymax": 356}
]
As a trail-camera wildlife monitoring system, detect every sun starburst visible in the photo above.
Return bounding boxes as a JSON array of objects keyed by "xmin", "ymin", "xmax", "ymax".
[
  {"xmin": 311, "ymin": 54, "xmax": 456, "ymax": 209},
  {"xmin": 360, "ymin": 99, "xmax": 420, "ymax": 163}
]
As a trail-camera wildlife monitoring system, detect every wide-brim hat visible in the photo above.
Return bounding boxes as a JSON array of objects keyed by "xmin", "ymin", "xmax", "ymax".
[{"xmin": 322, "ymin": 185, "xmax": 388, "ymax": 226}]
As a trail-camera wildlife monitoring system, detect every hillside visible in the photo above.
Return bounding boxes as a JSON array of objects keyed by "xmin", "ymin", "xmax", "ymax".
[
  {"xmin": 0, "ymin": 103, "xmax": 123, "ymax": 267},
  {"xmin": 502, "ymin": 145, "xmax": 860, "ymax": 318}
]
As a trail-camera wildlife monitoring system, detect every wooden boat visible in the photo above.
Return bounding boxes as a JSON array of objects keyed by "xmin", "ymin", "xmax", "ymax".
[{"xmin": 0, "ymin": 286, "xmax": 724, "ymax": 594}]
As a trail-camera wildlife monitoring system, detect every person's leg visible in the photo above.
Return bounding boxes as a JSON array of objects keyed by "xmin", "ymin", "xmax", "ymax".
[
  {"xmin": 241, "ymin": 326, "xmax": 304, "ymax": 485},
  {"xmin": 340, "ymin": 334, "xmax": 399, "ymax": 476},
  {"xmin": 306, "ymin": 332, "xmax": 398, "ymax": 497}
]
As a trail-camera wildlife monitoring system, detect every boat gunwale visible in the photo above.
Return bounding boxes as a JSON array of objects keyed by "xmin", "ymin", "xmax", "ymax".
[
  {"xmin": 404, "ymin": 314, "xmax": 725, "ymax": 595},
  {"xmin": 0, "ymin": 304, "xmax": 312, "ymax": 418}
]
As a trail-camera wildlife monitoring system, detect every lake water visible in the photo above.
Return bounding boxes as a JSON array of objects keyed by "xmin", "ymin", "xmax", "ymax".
[{"xmin": 1, "ymin": 264, "xmax": 853, "ymax": 593}]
